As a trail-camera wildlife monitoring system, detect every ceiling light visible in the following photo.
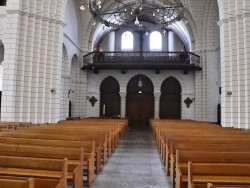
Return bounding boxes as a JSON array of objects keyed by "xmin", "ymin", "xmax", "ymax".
[{"xmin": 80, "ymin": 5, "xmax": 85, "ymax": 10}]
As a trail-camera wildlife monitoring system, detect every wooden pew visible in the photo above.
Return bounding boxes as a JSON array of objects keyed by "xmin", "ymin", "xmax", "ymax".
[
  {"xmin": 169, "ymin": 142, "xmax": 250, "ymax": 186},
  {"xmin": 0, "ymin": 143, "xmax": 83, "ymax": 188},
  {"xmin": 63, "ymin": 118, "xmax": 128, "ymax": 138},
  {"xmin": 0, "ymin": 123, "xmax": 10, "ymax": 130},
  {"xmin": 154, "ymin": 126, "xmax": 242, "ymax": 166},
  {"xmin": 176, "ymin": 150, "xmax": 250, "ymax": 188},
  {"xmin": 44, "ymin": 123, "xmax": 119, "ymax": 154},
  {"xmin": 0, "ymin": 176, "xmax": 65, "ymax": 188},
  {"xmin": 0, "ymin": 137, "xmax": 96, "ymax": 186},
  {"xmin": 5, "ymin": 126, "xmax": 111, "ymax": 158},
  {"xmin": 0, "ymin": 122, "xmax": 31, "ymax": 129},
  {"xmin": 165, "ymin": 136, "xmax": 250, "ymax": 176},
  {"xmin": 32, "ymin": 119, "xmax": 126, "ymax": 153},
  {"xmin": 0, "ymin": 177, "xmax": 34, "ymax": 188},
  {"xmin": 188, "ymin": 162, "xmax": 250, "ymax": 188},
  {"xmin": 0, "ymin": 127, "xmax": 108, "ymax": 170},
  {"xmin": 0, "ymin": 136, "xmax": 98, "ymax": 171},
  {"xmin": 0, "ymin": 156, "xmax": 68, "ymax": 188},
  {"xmin": 207, "ymin": 183, "xmax": 250, "ymax": 188},
  {"xmin": 161, "ymin": 128, "xmax": 248, "ymax": 160}
]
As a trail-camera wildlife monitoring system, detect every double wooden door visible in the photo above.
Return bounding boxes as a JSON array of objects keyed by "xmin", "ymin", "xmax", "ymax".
[
  {"xmin": 126, "ymin": 75, "xmax": 154, "ymax": 127},
  {"xmin": 126, "ymin": 93, "xmax": 154, "ymax": 127}
]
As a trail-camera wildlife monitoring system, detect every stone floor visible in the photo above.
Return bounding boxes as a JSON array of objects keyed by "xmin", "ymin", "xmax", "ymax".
[{"xmin": 89, "ymin": 127, "xmax": 171, "ymax": 188}]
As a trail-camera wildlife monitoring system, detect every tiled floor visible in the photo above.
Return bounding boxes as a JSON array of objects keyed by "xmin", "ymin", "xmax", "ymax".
[{"xmin": 90, "ymin": 127, "xmax": 171, "ymax": 188}]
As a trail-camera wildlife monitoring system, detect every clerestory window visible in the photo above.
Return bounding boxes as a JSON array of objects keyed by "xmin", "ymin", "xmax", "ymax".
[
  {"xmin": 150, "ymin": 31, "xmax": 162, "ymax": 51},
  {"xmin": 121, "ymin": 31, "xmax": 133, "ymax": 51}
]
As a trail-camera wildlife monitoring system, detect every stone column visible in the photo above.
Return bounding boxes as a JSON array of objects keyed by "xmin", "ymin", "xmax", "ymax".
[
  {"xmin": 120, "ymin": 92, "xmax": 127, "ymax": 118},
  {"xmin": 154, "ymin": 93, "xmax": 161, "ymax": 119}
]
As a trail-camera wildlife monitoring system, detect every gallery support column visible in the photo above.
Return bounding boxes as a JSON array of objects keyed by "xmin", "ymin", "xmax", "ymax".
[
  {"xmin": 120, "ymin": 92, "xmax": 126, "ymax": 118},
  {"xmin": 154, "ymin": 93, "xmax": 161, "ymax": 119}
]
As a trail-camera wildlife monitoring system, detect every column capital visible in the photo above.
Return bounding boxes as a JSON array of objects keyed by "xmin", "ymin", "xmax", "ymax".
[
  {"xmin": 154, "ymin": 92, "xmax": 161, "ymax": 99},
  {"xmin": 120, "ymin": 92, "xmax": 127, "ymax": 98}
]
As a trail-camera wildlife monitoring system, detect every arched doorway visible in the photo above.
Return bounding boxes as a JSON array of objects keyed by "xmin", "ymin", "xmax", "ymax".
[
  {"xmin": 100, "ymin": 77, "xmax": 121, "ymax": 117},
  {"xmin": 160, "ymin": 77, "xmax": 181, "ymax": 119},
  {"xmin": 0, "ymin": 40, "xmax": 4, "ymax": 120},
  {"xmin": 69, "ymin": 54, "xmax": 78, "ymax": 118},
  {"xmin": 126, "ymin": 75, "xmax": 154, "ymax": 127}
]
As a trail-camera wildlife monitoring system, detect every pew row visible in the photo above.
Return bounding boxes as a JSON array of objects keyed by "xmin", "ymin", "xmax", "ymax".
[
  {"xmin": 188, "ymin": 162, "xmax": 250, "ymax": 188},
  {"xmin": 0, "ymin": 156, "xmax": 68, "ymax": 188},
  {"xmin": 0, "ymin": 177, "xmax": 35, "ymax": 188},
  {"xmin": 0, "ymin": 144, "xmax": 83, "ymax": 188},
  {"xmin": 170, "ymin": 142, "xmax": 250, "ymax": 186},
  {"xmin": 207, "ymin": 183, "xmax": 250, "ymax": 188},
  {"xmin": 0, "ymin": 176, "xmax": 65, "ymax": 188},
  {"xmin": 0, "ymin": 136, "xmax": 95, "ymax": 186},
  {"xmin": 176, "ymin": 150, "xmax": 250, "ymax": 188}
]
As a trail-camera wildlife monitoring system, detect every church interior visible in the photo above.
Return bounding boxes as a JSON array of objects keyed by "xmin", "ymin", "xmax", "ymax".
[{"xmin": 0, "ymin": 0, "xmax": 250, "ymax": 187}]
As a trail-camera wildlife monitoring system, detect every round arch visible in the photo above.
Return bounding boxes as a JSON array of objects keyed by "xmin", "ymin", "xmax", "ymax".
[
  {"xmin": 0, "ymin": 40, "xmax": 4, "ymax": 63},
  {"xmin": 126, "ymin": 74, "xmax": 154, "ymax": 128},
  {"xmin": 100, "ymin": 76, "xmax": 121, "ymax": 117},
  {"xmin": 0, "ymin": 40, "xmax": 4, "ymax": 119},
  {"xmin": 160, "ymin": 76, "xmax": 182, "ymax": 119},
  {"xmin": 69, "ymin": 54, "xmax": 79, "ymax": 118},
  {"xmin": 60, "ymin": 44, "xmax": 69, "ymax": 120}
]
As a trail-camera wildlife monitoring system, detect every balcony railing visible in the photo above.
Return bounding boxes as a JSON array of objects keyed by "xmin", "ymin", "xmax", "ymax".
[{"xmin": 82, "ymin": 51, "xmax": 201, "ymax": 72}]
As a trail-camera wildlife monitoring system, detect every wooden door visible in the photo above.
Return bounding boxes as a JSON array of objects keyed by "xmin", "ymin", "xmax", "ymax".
[
  {"xmin": 160, "ymin": 77, "xmax": 181, "ymax": 119},
  {"xmin": 100, "ymin": 77, "xmax": 121, "ymax": 117},
  {"xmin": 126, "ymin": 75, "xmax": 154, "ymax": 127}
]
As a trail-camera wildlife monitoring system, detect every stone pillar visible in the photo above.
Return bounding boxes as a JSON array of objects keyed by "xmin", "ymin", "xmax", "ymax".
[
  {"xmin": 154, "ymin": 92, "xmax": 161, "ymax": 119},
  {"xmin": 120, "ymin": 92, "xmax": 126, "ymax": 118}
]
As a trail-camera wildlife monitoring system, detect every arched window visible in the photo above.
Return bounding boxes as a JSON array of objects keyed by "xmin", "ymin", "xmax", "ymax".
[
  {"xmin": 150, "ymin": 31, "xmax": 162, "ymax": 51},
  {"xmin": 121, "ymin": 31, "xmax": 133, "ymax": 51}
]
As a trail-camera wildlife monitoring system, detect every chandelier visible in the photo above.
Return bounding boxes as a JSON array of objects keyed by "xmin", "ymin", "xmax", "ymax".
[{"xmin": 85, "ymin": 0, "xmax": 187, "ymax": 29}]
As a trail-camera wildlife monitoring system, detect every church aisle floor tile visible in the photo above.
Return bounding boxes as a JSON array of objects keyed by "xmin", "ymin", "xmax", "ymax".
[{"xmin": 89, "ymin": 127, "xmax": 171, "ymax": 188}]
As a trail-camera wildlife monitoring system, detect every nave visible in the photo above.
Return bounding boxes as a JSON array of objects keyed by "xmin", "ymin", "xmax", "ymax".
[{"xmin": 90, "ymin": 127, "xmax": 170, "ymax": 188}]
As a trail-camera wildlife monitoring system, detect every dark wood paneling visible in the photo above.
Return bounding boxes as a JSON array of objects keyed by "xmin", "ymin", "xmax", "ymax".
[
  {"xmin": 101, "ymin": 93, "xmax": 121, "ymax": 117},
  {"xmin": 126, "ymin": 93, "xmax": 154, "ymax": 127},
  {"xmin": 160, "ymin": 77, "xmax": 181, "ymax": 119},
  {"xmin": 160, "ymin": 94, "xmax": 181, "ymax": 119},
  {"xmin": 100, "ymin": 77, "xmax": 121, "ymax": 117}
]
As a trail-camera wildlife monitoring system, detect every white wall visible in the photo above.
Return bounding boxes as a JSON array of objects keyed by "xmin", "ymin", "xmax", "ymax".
[
  {"xmin": 64, "ymin": 0, "xmax": 79, "ymax": 45},
  {"xmin": 168, "ymin": 31, "xmax": 185, "ymax": 52},
  {"xmin": 0, "ymin": 6, "xmax": 6, "ymax": 64},
  {"xmin": 62, "ymin": 0, "xmax": 87, "ymax": 120},
  {"xmin": 100, "ymin": 31, "xmax": 115, "ymax": 51},
  {"xmin": 208, "ymin": 50, "xmax": 221, "ymax": 122}
]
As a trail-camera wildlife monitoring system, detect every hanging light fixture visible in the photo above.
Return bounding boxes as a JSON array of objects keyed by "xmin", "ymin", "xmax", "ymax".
[
  {"xmin": 138, "ymin": 77, "xmax": 143, "ymax": 87},
  {"xmin": 80, "ymin": 5, "xmax": 85, "ymax": 10},
  {"xmin": 84, "ymin": 0, "xmax": 187, "ymax": 29}
]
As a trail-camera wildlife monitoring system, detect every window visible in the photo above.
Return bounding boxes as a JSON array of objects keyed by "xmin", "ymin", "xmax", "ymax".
[
  {"xmin": 121, "ymin": 31, "xmax": 133, "ymax": 51},
  {"xmin": 150, "ymin": 31, "xmax": 162, "ymax": 51}
]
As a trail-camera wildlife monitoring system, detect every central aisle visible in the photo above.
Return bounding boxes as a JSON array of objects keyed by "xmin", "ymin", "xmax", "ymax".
[{"xmin": 90, "ymin": 127, "xmax": 171, "ymax": 188}]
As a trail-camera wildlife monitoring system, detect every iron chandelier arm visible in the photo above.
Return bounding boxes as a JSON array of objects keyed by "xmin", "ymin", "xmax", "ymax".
[
  {"xmin": 114, "ymin": 0, "xmax": 134, "ymax": 9},
  {"xmin": 87, "ymin": 0, "xmax": 186, "ymax": 29}
]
